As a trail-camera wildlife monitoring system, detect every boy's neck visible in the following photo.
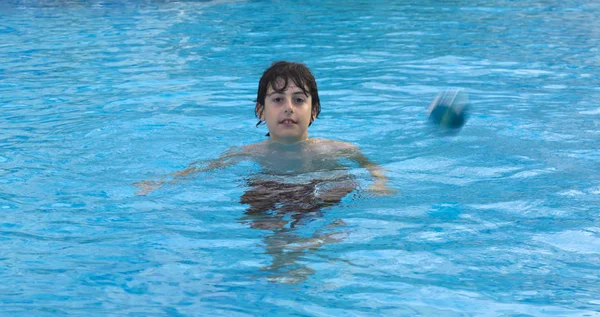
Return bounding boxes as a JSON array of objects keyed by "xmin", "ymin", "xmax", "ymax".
[
  {"xmin": 269, "ymin": 135, "xmax": 310, "ymax": 145},
  {"xmin": 267, "ymin": 138, "xmax": 311, "ymax": 150}
]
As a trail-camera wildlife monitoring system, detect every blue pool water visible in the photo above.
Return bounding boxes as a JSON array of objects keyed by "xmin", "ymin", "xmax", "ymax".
[{"xmin": 2, "ymin": 0, "xmax": 600, "ymax": 315}]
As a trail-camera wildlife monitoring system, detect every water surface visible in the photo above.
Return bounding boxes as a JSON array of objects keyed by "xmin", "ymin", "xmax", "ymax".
[{"xmin": 1, "ymin": 0, "xmax": 600, "ymax": 315}]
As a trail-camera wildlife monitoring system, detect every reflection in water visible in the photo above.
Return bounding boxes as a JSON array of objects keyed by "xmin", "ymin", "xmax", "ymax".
[{"xmin": 239, "ymin": 174, "xmax": 357, "ymax": 283}]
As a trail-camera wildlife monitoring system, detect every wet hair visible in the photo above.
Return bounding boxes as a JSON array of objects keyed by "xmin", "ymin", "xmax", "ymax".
[{"xmin": 255, "ymin": 61, "xmax": 321, "ymax": 136}]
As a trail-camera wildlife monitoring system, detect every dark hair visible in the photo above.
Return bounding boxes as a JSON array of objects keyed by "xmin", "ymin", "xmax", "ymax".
[{"xmin": 255, "ymin": 61, "xmax": 321, "ymax": 135}]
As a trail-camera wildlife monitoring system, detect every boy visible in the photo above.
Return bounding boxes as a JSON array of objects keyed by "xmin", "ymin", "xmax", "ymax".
[{"xmin": 135, "ymin": 61, "xmax": 393, "ymax": 216}]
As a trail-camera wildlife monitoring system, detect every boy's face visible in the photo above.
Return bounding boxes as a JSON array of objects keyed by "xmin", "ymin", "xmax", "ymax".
[{"xmin": 258, "ymin": 78, "xmax": 315, "ymax": 144}]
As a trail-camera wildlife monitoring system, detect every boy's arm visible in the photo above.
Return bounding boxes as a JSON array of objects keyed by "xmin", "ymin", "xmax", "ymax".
[
  {"xmin": 347, "ymin": 146, "xmax": 395, "ymax": 195},
  {"xmin": 134, "ymin": 148, "xmax": 243, "ymax": 196}
]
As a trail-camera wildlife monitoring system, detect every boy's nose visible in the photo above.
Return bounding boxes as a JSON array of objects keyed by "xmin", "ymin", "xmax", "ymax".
[{"xmin": 283, "ymin": 98, "xmax": 293, "ymax": 111}]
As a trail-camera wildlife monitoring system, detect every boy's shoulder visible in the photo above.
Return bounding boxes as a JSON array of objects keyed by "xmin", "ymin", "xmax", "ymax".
[
  {"xmin": 227, "ymin": 140, "xmax": 270, "ymax": 156},
  {"xmin": 307, "ymin": 138, "xmax": 363, "ymax": 159},
  {"xmin": 310, "ymin": 138, "xmax": 358, "ymax": 151}
]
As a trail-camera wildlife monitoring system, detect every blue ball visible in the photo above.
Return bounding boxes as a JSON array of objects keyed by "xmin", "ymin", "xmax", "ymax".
[{"xmin": 427, "ymin": 89, "xmax": 469, "ymax": 129}]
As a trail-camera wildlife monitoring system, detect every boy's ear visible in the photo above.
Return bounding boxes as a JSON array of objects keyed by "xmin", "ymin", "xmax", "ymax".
[
  {"xmin": 310, "ymin": 104, "xmax": 319, "ymax": 122},
  {"xmin": 255, "ymin": 102, "xmax": 265, "ymax": 120}
]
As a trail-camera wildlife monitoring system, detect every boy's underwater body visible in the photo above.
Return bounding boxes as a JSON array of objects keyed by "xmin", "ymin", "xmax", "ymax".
[{"xmin": 135, "ymin": 61, "xmax": 394, "ymax": 282}]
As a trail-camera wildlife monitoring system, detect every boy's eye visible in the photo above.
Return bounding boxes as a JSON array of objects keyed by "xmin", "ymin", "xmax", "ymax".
[
  {"xmin": 273, "ymin": 97, "xmax": 283, "ymax": 103},
  {"xmin": 295, "ymin": 98, "xmax": 306, "ymax": 103}
]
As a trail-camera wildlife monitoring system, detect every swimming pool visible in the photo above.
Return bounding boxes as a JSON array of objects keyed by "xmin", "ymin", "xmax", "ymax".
[{"xmin": 2, "ymin": 0, "xmax": 600, "ymax": 315}]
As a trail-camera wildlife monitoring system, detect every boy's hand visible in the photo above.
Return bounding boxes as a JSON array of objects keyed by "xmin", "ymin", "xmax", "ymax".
[
  {"xmin": 133, "ymin": 180, "xmax": 164, "ymax": 196},
  {"xmin": 367, "ymin": 181, "xmax": 397, "ymax": 196}
]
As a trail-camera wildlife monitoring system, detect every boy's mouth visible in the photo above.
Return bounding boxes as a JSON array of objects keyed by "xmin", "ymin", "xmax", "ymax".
[{"xmin": 279, "ymin": 119, "xmax": 297, "ymax": 124}]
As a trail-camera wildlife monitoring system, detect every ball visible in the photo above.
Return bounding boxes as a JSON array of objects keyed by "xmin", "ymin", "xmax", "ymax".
[{"xmin": 427, "ymin": 88, "xmax": 469, "ymax": 130}]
